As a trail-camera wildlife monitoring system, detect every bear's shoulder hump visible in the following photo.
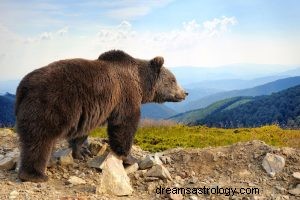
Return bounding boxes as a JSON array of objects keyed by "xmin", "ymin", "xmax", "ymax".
[{"xmin": 98, "ymin": 50, "xmax": 135, "ymax": 63}]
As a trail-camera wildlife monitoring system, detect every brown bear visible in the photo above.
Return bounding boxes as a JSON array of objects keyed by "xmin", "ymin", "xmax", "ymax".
[{"xmin": 15, "ymin": 50, "xmax": 188, "ymax": 182}]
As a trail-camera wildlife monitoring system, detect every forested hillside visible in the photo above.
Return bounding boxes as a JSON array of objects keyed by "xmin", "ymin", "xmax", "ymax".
[
  {"xmin": 184, "ymin": 76, "xmax": 300, "ymax": 111},
  {"xmin": 0, "ymin": 93, "xmax": 15, "ymax": 127},
  {"xmin": 193, "ymin": 85, "xmax": 300, "ymax": 128}
]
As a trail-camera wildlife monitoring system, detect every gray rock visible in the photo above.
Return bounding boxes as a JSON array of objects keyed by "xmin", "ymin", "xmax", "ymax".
[
  {"xmin": 52, "ymin": 148, "xmax": 73, "ymax": 166},
  {"xmin": 0, "ymin": 149, "xmax": 19, "ymax": 170},
  {"xmin": 97, "ymin": 152, "xmax": 133, "ymax": 196},
  {"xmin": 139, "ymin": 155, "xmax": 162, "ymax": 170},
  {"xmin": 0, "ymin": 157, "xmax": 16, "ymax": 170},
  {"xmin": 67, "ymin": 176, "xmax": 86, "ymax": 185},
  {"xmin": 0, "ymin": 154, "xmax": 4, "ymax": 160},
  {"xmin": 87, "ymin": 152, "xmax": 109, "ymax": 169},
  {"xmin": 145, "ymin": 164, "xmax": 172, "ymax": 181},
  {"xmin": 292, "ymin": 172, "xmax": 300, "ymax": 180},
  {"xmin": 125, "ymin": 163, "xmax": 139, "ymax": 175},
  {"xmin": 288, "ymin": 184, "xmax": 300, "ymax": 196},
  {"xmin": 262, "ymin": 153, "xmax": 285, "ymax": 177}
]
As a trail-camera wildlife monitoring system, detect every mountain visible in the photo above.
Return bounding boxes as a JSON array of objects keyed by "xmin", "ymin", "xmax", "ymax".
[
  {"xmin": 0, "ymin": 93, "xmax": 16, "ymax": 127},
  {"xmin": 171, "ymin": 85, "xmax": 300, "ymax": 128},
  {"xmin": 184, "ymin": 76, "xmax": 300, "ymax": 111},
  {"xmin": 141, "ymin": 103, "xmax": 177, "ymax": 119},
  {"xmin": 184, "ymin": 75, "xmax": 288, "ymax": 91},
  {"xmin": 169, "ymin": 96, "xmax": 253, "ymax": 124},
  {"xmin": 170, "ymin": 65, "xmax": 299, "ymax": 86}
]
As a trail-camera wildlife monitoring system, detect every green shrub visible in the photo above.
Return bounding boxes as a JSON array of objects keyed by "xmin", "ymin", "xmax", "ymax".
[{"xmin": 90, "ymin": 125, "xmax": 300, "ymax": 152}]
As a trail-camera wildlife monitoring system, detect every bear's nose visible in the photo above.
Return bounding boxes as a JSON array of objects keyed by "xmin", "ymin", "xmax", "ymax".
[{"xmin": 185, "ymin": 92, "xmax": 189, "ymax": 96}]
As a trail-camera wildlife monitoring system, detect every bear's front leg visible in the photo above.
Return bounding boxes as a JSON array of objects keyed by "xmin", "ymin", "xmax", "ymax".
[
  {"xmin": 68, "ymin": 135, "xmax": 92, "ymax": 160},
  {"xmin": 107, "ymin": 108, "xmax": 140, "ymax": 165}
]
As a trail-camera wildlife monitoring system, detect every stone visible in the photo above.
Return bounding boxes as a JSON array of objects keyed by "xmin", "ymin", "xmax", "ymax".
[
  {"xmin": 288, "ymin": 184, "xmax": 300, "ymax": 196},
  {"xmin": 0, "ymin": 157, "xmax": 17, "ymax": 170},
  {"xmin": 262, "ymin": 153, "xmax": 285, "ymax": 177},
  {"xmin": 0, "ymin": 154, "xmax": 4, "ymax": 160},
  {"xmin": 144, "ymin": 177, "xmax": 160, "ymax": 182},
  {"xmin": 139, "ymin": 155, "xmax": 162, "ymax": 170},
  {"xmin": 87, "ymin": 152, "xmax": 109, "ymax": 169},
  {"xmin": 52, "ymin": 148, "xmax": 74, "ymax": 166},
  {"xmin": 97, "ymin": 152, "xmax": 133, "ymax": 196},
  {"xmin": 168, "ymin": 192, "xmax": 183, "ymax": 200},
  {"xmin": 188, "ymin": 177, "xmax": 198, "ymax": 184},
  {"xmin": 292, "ymin": 172, "xmax": 300, "ymax": 180},
  {"xmin": 125, "ymin": 163, "xmax": 139, "ymax": 175},
  {"xmin": 145, "ymin": 164, "xmax": 172, "ymax": 181},
  {"xmin": 154, "ymin": 153, "xmax": 163, "ymax": 165},
  {"xmin": 147, "ymin": 182, "xmax": 157, "ymax": 193},
  {"xmin": 160, "ymin": 155, "xmax": 172, "ymax": 164},
  {"xmin": 67, "ymin": 176, "xmax": 86, "ymax": 185},
  {"xmin": 9, "ymin": 190, "xmax": 19, "ymax": 199},
  {"xmin": 189, "ymin": 195, "xmax": 198, "ymax": 200},
  {"xmin": 0, "ymin": 149, "xmax": 19, "ymax": 170}
]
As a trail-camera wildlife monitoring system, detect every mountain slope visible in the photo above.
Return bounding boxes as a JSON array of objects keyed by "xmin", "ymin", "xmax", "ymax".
[
  {"xmin": 175, "ymin": 85, "xmax": 300, "ymax": 128},
  {"xmin": 141, "ymin": 103, "xmax": 177, "ymax": 119},
  {"xmin": 184, "ymin": 76, "xmax": 300, "ymax": 111},
  {"xmin": 169, "ymin": 97, "xmax": 253, "ymax": 124}
]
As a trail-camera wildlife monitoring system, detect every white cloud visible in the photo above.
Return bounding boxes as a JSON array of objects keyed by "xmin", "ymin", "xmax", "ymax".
[
  {"xmin": 57, "ymin": 26, "xmax": 69, "ymax": 36},
  {"xmin": 24, "ymin": 26, "xmax": 69, "ymax": 43},
  {"xmin": 1, "ymin": 16, "xmax": 300, "ymax": 80},
  {"xmin": 203, "ymin": 16, "xmax": 237, "ymax": 36}
]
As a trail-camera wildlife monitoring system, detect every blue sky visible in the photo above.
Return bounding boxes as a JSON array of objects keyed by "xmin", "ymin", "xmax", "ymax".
[{"xmin": 0, "ymin": 0, "xmax": 300, "ymax": 80}]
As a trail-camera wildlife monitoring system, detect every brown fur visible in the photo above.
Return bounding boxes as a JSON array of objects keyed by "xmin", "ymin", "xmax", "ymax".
[{"xmin": 15, "ymin": 50, "xmax": 187, "ymax": 182}]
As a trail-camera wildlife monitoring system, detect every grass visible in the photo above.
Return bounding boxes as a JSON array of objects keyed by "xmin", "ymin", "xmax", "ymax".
[{"xmin": 90, "ymin": 125, "xmax": 300, "ymax": 152}]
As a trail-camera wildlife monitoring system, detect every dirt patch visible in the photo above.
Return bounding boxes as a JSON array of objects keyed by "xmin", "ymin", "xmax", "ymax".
[{"xmin": 0, "ymin": 129, "xmax": 299, "ymax": 199}]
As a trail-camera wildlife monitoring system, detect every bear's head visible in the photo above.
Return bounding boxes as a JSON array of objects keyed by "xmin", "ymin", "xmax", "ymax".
[{"xmin": 150, "ymin": 57, "xmax": 188, "ymax": 103}]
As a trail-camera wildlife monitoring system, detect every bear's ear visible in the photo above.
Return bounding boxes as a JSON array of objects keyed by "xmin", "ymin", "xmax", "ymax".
[{"xmin": 150, "ymin": 56, "xmax": 164, "ymax": 71}]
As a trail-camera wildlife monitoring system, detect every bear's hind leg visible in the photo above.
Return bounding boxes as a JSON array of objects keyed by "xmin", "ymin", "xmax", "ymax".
[
  {"xmin": 18, "ymin": 136, "xmax": 55, "ymax": 182},
  {"xmin": 68, "ymin": 135, "xmax": 91, "ymax": 160}
]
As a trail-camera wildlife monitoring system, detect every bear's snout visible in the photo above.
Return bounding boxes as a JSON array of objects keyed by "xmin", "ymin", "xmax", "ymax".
[{"xmin": 174, "ymin": 89, "xmax": 188, "ymax": 102}]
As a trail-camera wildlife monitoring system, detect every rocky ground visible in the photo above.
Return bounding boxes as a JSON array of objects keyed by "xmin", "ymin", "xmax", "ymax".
[{"xmin": 0, "ymin": 128, "xmax": 300, "ymax": 200}]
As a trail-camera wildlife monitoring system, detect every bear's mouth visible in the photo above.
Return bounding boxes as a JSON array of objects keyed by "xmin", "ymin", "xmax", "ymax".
[{"xmin": 167, "ymin": 95, "xmax": 186, "ymax": 102}]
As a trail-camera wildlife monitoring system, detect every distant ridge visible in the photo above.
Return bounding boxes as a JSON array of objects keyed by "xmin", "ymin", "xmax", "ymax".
[
  {"xmin": 183, "ymin": 76, "xmax": 300, "ymax": 111},
  {"xmin": 170, "ymin": 85, "xmax": 300, "ymax": 128}
]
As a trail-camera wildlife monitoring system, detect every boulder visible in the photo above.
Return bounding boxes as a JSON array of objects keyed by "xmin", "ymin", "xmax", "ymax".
[
  {"xmin": 145, "ymin": 164, "xmax": 172, "ymax": 181},
  {"xmin": 139, "ymin": 154, "xmax": 162, "ymax": 170},
  {"xmin": 262, "ymin": 153, "xmax": 285, "ymax": 177},
  {"xmin": 97, "ymin": 152, "xmax": 133, "ymax": 196}
]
